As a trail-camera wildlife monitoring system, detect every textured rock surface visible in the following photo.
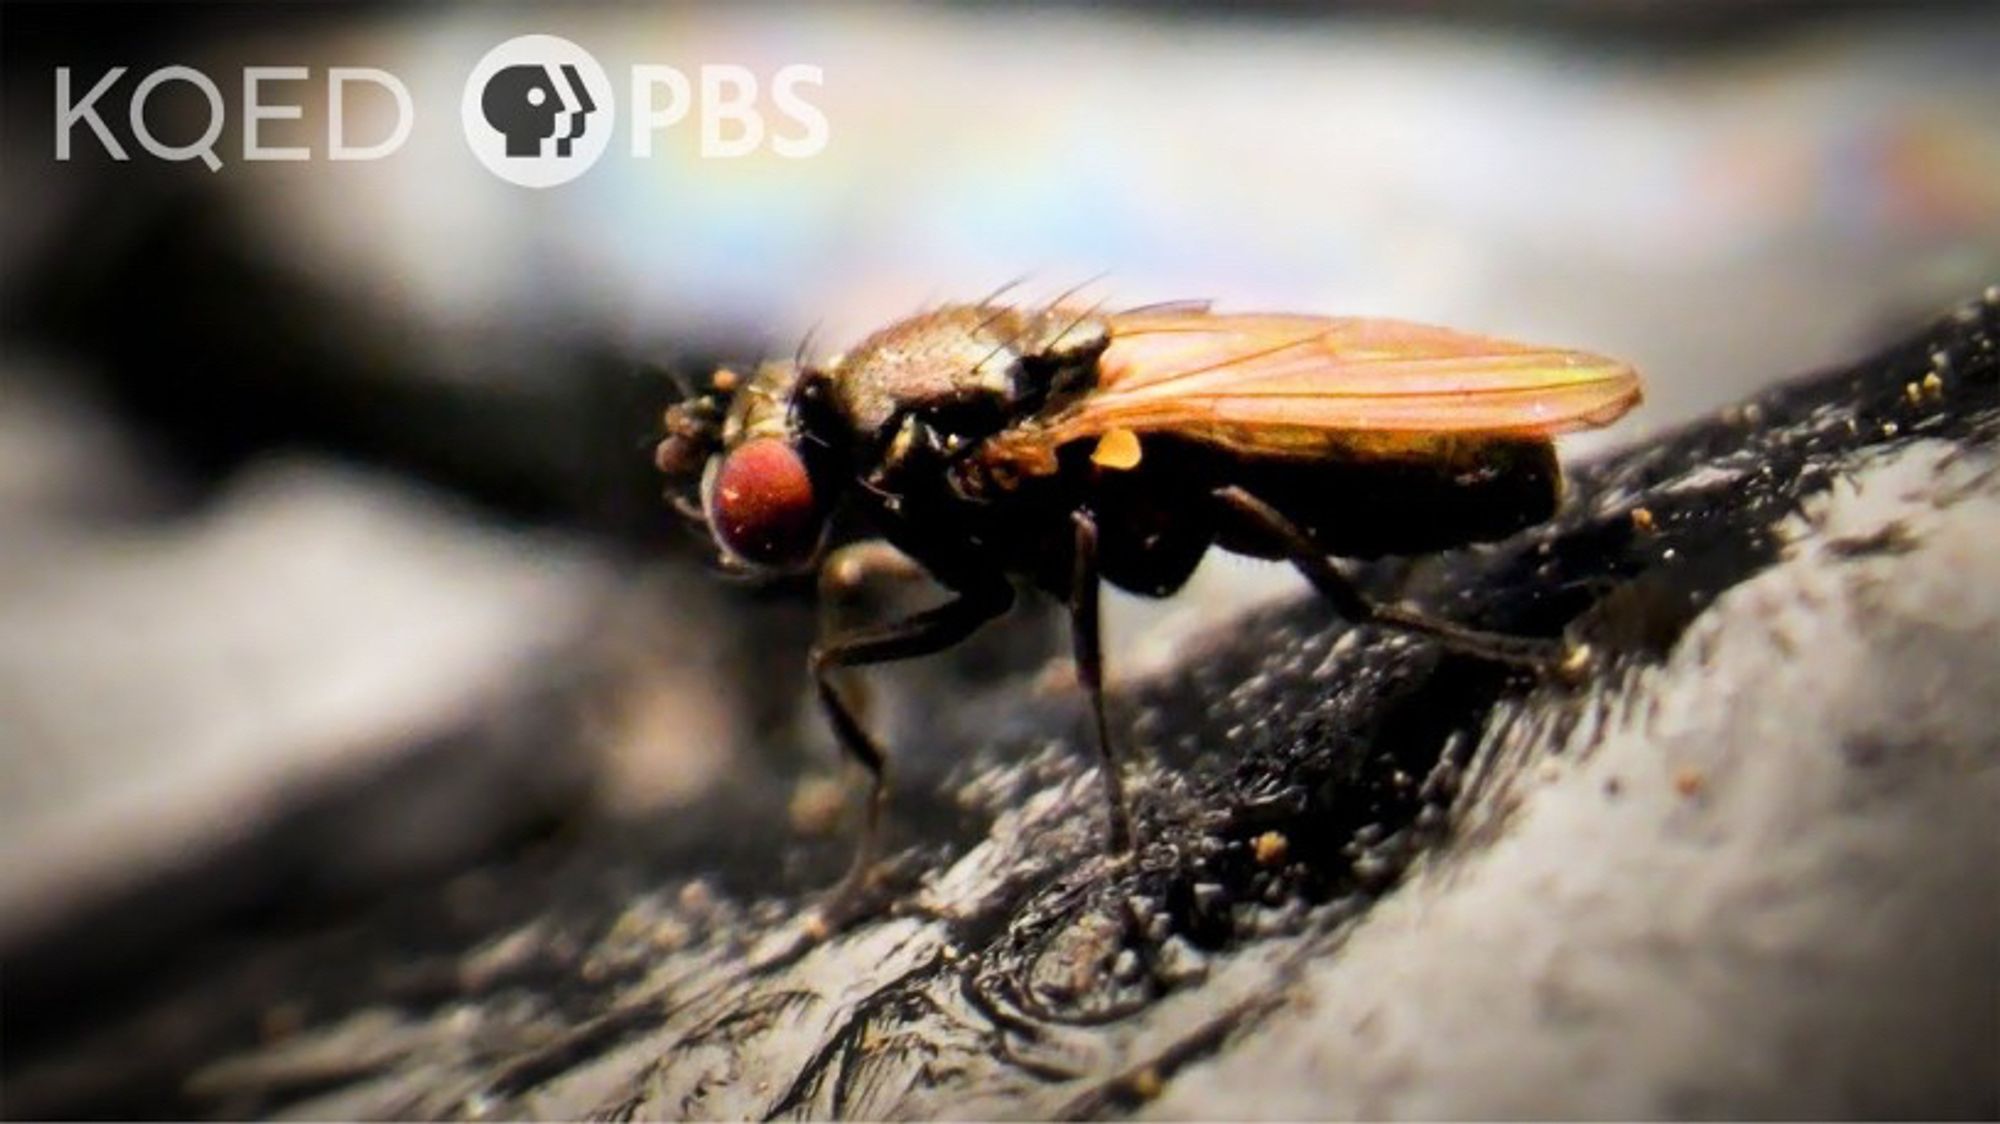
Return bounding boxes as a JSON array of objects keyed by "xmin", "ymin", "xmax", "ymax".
[{"xmin": 6, "ymin": 291, "xmax": 1998, "ymax": 1120}]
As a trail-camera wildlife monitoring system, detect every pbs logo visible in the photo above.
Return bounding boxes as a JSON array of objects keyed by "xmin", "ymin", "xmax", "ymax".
[{"xmin": 462, "ymin": 35, "xmax": 615, "ymax": 188}]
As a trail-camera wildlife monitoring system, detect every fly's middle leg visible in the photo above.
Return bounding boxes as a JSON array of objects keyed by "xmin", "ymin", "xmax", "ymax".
[{"xmin": 1069, "ymin": 508, "xmax": 1136, "ymax": 854}]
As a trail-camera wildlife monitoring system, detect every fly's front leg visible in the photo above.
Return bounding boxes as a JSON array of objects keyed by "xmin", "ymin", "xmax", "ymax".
[
  {"xmin": 817, "ymin": 541, "xmax": 932, "ymax": 740},
  {"xmin": 1212, "ymin": 486, "xmax": 1564, "ymax": 670},
  {"xmin": 809, "ymin": 576, "xmax": 1014, "ymax": 922},
  {"xmin": 1070, "ymin": 509, "xmax": 1136, "ymax": 853},
  {"xmin": 821, "ymin": 541, "xmax": 929, "ymax": 603}
]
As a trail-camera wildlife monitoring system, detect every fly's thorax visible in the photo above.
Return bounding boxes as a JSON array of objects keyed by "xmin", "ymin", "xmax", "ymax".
[
  {"xmin": 1014, "ymin": 304, "xmax": 1111, "ymax": 369},
  {"xmin": 825, "ymin": 304, "xmax": 1113, "ymax": 447}
]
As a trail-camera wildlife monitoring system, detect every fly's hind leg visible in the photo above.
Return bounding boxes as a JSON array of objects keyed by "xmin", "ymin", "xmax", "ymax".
[
  {"xmin": 808, "ymin": 573, "xmax": 1014, "ymax": 927},
  {"xmin": 1212, "ymin": 485, "xmax": 1567, "ymax": 670}
]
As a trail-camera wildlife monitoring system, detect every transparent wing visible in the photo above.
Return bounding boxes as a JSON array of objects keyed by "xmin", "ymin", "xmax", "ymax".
[{"xmin": 1037, "ymin": 311, "xmax": 1641, "ymax": 447}]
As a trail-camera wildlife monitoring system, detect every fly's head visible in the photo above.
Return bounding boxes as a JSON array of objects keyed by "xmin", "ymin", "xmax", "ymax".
[{"xmin": 657, "ymin": 361, "xmax": 843, "ymax": 575}]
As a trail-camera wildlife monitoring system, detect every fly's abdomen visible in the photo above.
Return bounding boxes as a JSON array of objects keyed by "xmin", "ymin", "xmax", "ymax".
[{"xmin": 1218, "ymin": 435, "xmax": 1561, "ymax": 559}]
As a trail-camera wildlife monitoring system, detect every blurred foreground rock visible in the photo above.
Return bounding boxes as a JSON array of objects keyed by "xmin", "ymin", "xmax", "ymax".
[
  {"xmin": 0, "ymin": 457, "xmax": 613, "ymax": 947},
  {"xmin": 6, "ymin": 290, "xmax": 1999, "ymax": 1119}
]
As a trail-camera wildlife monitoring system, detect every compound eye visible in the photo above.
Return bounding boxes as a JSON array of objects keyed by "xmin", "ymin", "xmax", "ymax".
[{"xmin": 704, "ymin": 438, "xmax": 823, "ymax": 568}]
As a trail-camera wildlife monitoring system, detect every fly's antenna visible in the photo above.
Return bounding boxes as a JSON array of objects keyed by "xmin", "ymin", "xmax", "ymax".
[{"xmin": 654, "ymin": 366, "xmax": 738, "ymax": 522}]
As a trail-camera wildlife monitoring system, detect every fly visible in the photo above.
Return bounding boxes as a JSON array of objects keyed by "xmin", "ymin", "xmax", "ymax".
[{"xmin": 655, "ymin": 299, "xmax": 1642, "ymax": 920}]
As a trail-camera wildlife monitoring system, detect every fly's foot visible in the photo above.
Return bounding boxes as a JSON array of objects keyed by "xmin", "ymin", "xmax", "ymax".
[
  {"xmin": 806, "ymin": 844, "xmax": 933, "ymax": 940},
  {"xmin": 805, "ymin": 864, "xmax": 888, "ymax": 942},
  {"xmin": 1371, "ymin": 603, "xmax": 1562, "ymax": 672},
  {"xmin": 1102, "ymin": 773, "xmax": 1137, "ymax": 856},
  {"xmin": 1554, "ymin": 640, "xmax": 1597, "ymax": 684}
]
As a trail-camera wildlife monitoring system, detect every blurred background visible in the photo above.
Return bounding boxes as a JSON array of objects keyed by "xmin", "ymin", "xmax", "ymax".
[{"xmin": 3, "ymin": 0, "xmax": 1998, "ymax": 1092}]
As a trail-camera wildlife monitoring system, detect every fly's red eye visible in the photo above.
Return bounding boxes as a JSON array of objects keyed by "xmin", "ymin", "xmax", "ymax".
[{"xmin": 705, "ymin": 438, "xmax": 823, "ymax": 567}]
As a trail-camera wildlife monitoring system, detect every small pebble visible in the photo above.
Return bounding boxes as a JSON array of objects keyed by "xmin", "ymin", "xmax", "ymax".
[
  {"xmin": 1112, "ymin": 948, "xmax": 1142, "ymax": 984},
  {"xmin": 678, "ymin": 880, "xmax": 716, "ymax": 916},
  {"xmin": 1153, "ymin": 935, "xmax": 1209, "ymax": 985},
  {"xmin": 1673, "ymin": 766, "xmax": 1706, "ymax": 797},
  {"xmin": 1352, "ymin": 853, "xmax": 1393, "ymax": 887},
  {"xmin": 1252, "ymin": 830, "xmax": 1289, "ymax": 867},
  {"xmin": 1192, "ymin": 882, "xmax": 1227, "ymax": 914},
  {"xmin": 1559, "ymin": 642, "xmax": 1595, "ymax": 681}
]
